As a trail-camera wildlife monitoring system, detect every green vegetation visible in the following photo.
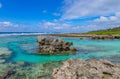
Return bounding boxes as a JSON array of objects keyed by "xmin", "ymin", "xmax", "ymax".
[{"xmin": 86, "ymin": 27, "xmax": 120, "ymax": 35}]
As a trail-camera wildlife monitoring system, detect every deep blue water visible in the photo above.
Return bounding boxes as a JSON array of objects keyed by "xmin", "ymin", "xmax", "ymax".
[{"xmin": 0, "ymin": 34, "xmax": 120, "ymax": 63}]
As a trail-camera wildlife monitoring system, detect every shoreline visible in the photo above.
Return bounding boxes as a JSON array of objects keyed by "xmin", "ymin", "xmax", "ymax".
[
  {"xmin": 51, "ymin": 33, "xmax": 120, "ymax": 37},
  {"xmin": 51, "ymin": 33, "xmax": 120, "ymax": 39}
]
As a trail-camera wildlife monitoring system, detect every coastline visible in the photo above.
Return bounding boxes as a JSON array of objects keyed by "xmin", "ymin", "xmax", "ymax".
[
  {"xmin": 51, "ymin": 33, "xmax": 120, "ymax": 37},
  {"xmin": 51, "ymin": 33, "xmax": 120, "ymax": 39}
]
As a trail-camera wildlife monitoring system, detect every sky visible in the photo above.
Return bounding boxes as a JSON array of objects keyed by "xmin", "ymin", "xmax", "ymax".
[{"xmin": 0, "ymin": 0, "xmax": 120, "ymax": 33}]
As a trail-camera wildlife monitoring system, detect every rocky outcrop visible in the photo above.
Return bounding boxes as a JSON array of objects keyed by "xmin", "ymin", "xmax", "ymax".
[
  {"xmin": 37, "ymin": 36, "xmax": 77, "ymax": 54},
  {"xmin": 53, "ymin": 59, "xmax": 120, "ymax": 79},
  {"xmin": 0, "ymin": 48, "xmax": 12, "ymax": 63},
  {"xmin": 90, "ymin": 35, "xmax": 120, "ymax": 40},
  {"xmin": 0, "ymin": 68, "xmax": 16, "ymax": 79}
]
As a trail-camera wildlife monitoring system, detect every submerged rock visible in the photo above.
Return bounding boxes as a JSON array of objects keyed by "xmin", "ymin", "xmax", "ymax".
[
  {"xmin": 0, "ymin": 48, "xmax": 12, "ymax": 63},
  {"xmin": 0, "ymin": 48, "xmax": 12, "ymax": 56},
  {"xmin": 0, "ymin": 59, "xmax": 5, "ymax": 63},
  {"xmin": 52, "ymin": 59, "xmax": 120, "ymax": 79},
  {"xmin": 37, "ymin": 36, "xmax": 77, "ymax": 54},
  {"xmin": 0, "ymin": 68, "xmax": 16, "ymax": 79},
  {"xmin": 0, "ymin": 61, "xmax": 62, "ymax": 79}
]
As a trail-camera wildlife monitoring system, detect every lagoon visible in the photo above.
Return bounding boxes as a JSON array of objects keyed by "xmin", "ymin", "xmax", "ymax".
[{"xmin": 0, "ymin": 35, "xmax": 120, "ymax": 63}]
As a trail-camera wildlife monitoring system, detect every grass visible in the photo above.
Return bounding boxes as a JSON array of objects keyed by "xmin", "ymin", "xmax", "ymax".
[{"xmin": 86, "ymin": 26, "xmax": 120, "ymax": 35}]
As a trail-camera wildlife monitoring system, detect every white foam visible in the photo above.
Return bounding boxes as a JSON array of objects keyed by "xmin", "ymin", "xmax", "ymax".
[{"xmin": 0, "ymin": 33, "xmax": 49, "ymax": 37}]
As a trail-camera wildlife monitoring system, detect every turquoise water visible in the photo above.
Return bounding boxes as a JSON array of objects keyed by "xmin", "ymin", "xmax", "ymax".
[{"xmin": 0, "ymin": 35, "xmax": 120, "ymax": 63}]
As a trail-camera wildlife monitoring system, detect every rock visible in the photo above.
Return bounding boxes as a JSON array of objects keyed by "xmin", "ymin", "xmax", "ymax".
[
  {"xmin": 37, "ymin": 36, "xmax": 77, "ymax": 54},
  {"xmin": 0, "ymin": 68, "xmax": 16, "ymax": 79},
  {"xmin": 52, "ymin": 59, "xmax": 120, "ymax": 79},
  {"xmin": 70, "ymin": 48, "xmax": 77, "ymax": 51},
  {"xmin": 0, "ymin": 48, "xmax": 12, "ymax": 63},
  {"xmin": 0, "ymin": 59, "xmax": 5, "ymax": 63},
  {"xmin": 0, "ymin": 48, "xmax": 12, "ymax": 56},
  {"xmin": 91, "ymin": 35, "xmax": 120, "ymax": 40},
  {"xmin": 16, "ymin": 61, "xmax": 25, "ymax": 66}
]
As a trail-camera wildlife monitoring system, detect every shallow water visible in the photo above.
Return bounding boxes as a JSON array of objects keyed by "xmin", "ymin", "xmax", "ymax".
[{"xmin": 0, "ymin": 35, "xmax": 120, "ymax": 63}]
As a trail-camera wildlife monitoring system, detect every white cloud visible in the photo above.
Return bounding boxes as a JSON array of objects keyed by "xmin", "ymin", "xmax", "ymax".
[
  {"xmin": 0, "ymin": 3, "xmax": 2, "ymax": 8},
  {"xmin": 108, "ymin": 13, "xmax": 120, "ymax": 21},
  {"xmin": 36, "ymin": 0, "xmax": 120, "ymax": 33},
  {"xmin": 116, "ymin": 12, "xmax": 120, "ymax": 17},
  {"xmin": 0, "ymin": 21, "xmax": 41, "ymax": 32},
  {"xmin": 0, "ymin": 21, "xmax": 19, "ymax": 27},
  {"xmin": 94, "ymin": 16, "xmax": 109, "ymax": 22},
  {"xmin": 94, "ymin": 12, "xmax": 120, "ymax": 22},
  {"xmin": 38, "ymin": 21, "xmax": 84, "ymax": 32},
  {"xmin": 39, "ymin": 21, "xmax": 71, "ymax": 30},
  {"xmin": 0, "ymin": 22, "xmax": 13, "ymax": 27},
  {"xmin": 38, "ymin": 14, "xmax": 120, "ymax": 32},
  {"xmin": 86, "ymin": 13, "xmax": 120, "ymax": 31},
  {"xmin": 53, "ymin": 13, "xmax": 61, "ymax": 16},
  {"xmin": 61, "ymin": 0, "xmax": 120, "ymax": 20},
  {"xmin": 109, "ymin": 16, "xmax": 118, "ymax": 21},
  {"xmin": 38, "ymin": 21, "xmax": 108, "ymax": 32}
]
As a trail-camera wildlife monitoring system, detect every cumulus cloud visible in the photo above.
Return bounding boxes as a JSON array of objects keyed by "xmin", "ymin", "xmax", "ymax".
[
  {"xmin": 52, "ymin": 0, "xmax": 120, "ymax": 32},
  {"xmin": 0, "ymin": 3, "xmax": 2, "ymax": 8},
  {"xmin": 29, "ymin": 1, "xmax": 120, "ymax": 32},
  {"xmin": 0, "ymin": 22, "xmax": 14, "ymax": 27},
  {"xmin": 84, "ymin": 12, "xmax": 120, "ymax": 31},
  {"xmin": 0, "ymin": 21, "xmax": 19, "ymax": 27},
  {"xmin": 37, "ymin": 1, "xmax": 120, "ymax": 33},
  {"xmin": 39, "ymin": 21, "xmax": 71, "ymax": 29},
  {"xmin": 38, "ymin": 12, "xmax": 120, "ymax": 32},
  {"xmin": 85, "ymin": 22, "xmax": 119, "ymax": 31},
  {"xmin": 61, "ymin": 0, "xmax": 120, "ymax": 20},
  {"xmin": 38, "ymin": 21, "xmax": 109, "ymax": 32},
  {"xmin": 94, "ymin": 12, "xmax": 120, "ymax": 22},
  {"xmin": 0, "ymin": 21, "xmax": 21, "ymax": 32},
  {"xmin": 38, "ymin": 21, "xmax": 84, "ymax": 32},
  {"xmin": 0, "ymin": 21, "xmax": 41, "ymax": 32},
  {"xmin": 94, "ymin": 16, "xmax": 109, "ymax": 22}
]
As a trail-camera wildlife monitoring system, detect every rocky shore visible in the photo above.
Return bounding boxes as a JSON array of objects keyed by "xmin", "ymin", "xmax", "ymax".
[
  {"xmin": 90, "ymin": 35, "xmax": 120, "ymax": 40},
  {"xmin": 53, "ymin": 59, "xmax": 120, "ymax": 79},
  {"xmin": 37, "ymin": 36, "xmax": 77, "ymax": 54},
  {"xmin": 0, "ymin": 48, "xmax": 12, "ymax": 63},
  {"xmin": 52, "ymin": 34, "xmax": 120, "ymax": 40}
]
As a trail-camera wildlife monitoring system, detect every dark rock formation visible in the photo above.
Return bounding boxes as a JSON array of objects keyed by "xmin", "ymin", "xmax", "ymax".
[
  {"xmin": 37, "ymin": 36, "xmax": 77, "ymax": 54},
  {"xmin": 52, "ymin": 34, "xmax": 120, "ymax": 40},
  {"xmin": 53, "ymin": 59, "xmax": 120, "ymax": 79},
  {"xmin": 0, "ymin": 68, "xmax": 16, "ymax": 79},
  {"xmin": 91, "ymin": 35, "xmax": 120, "ymax": 40}
]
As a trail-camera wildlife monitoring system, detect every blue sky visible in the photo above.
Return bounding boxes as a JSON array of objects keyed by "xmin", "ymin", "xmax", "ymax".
[{"xmin": 0, "ymin": 0, "xmax": 120, "ymax": 32}]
